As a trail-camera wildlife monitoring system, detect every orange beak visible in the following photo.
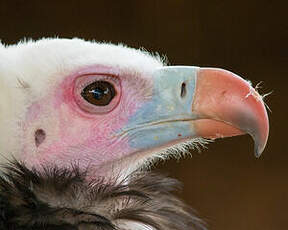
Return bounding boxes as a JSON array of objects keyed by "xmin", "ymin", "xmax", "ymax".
[{"xmin": 193, "ymin": 68, "xmax": 269, "ymax": 157}]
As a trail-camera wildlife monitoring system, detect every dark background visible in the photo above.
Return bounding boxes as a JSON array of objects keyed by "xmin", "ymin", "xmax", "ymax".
[{"xmin": 0, "ymin": 0, "xmax": 287, "ymax": 229}]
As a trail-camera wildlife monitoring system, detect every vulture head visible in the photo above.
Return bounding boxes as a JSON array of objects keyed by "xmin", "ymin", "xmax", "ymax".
[{"xmin": 0, "ymin": 38, "xmax": 269, "ymax": 229}]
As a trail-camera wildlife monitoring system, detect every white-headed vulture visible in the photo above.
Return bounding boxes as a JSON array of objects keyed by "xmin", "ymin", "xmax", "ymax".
[{"xmin": 0, "ymin": 38, "xmax": 269, "ymax": 230}]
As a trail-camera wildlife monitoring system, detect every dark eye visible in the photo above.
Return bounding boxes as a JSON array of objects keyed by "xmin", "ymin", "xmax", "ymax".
[
  {"xmin": 74, "ymin": 75, "xmax": 121, "ymax": 114},
  {"xmin": 81, "ymin": 81, "xmax": 116, "ymax": 106}
]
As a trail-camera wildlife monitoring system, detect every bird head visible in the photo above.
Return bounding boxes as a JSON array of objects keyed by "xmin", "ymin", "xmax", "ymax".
[{"xmin": 0, "ymin": 38, "xmax": 269, "ymax": 179}]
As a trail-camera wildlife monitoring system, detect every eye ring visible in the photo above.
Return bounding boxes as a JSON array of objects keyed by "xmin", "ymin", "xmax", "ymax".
[{"xmin": 74, "ymin": 74, "xmax": 121, "ymax": 114}]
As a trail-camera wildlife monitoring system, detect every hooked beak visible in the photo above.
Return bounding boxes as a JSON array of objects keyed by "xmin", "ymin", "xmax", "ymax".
[
  {"xmin": 126, "ymin": 66, "xmax": 269, "ymax": 157},
  {"xmin": 193, "ymin": 68, "xmax": 269, "ymax": 157}
]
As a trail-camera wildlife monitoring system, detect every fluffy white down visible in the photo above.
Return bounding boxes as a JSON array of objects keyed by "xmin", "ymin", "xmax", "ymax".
[{"xmin": 0, "ymin": 38, "xmax": 165, "ymax": 161}]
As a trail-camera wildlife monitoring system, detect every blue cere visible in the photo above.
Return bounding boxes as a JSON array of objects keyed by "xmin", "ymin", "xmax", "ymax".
[{"xmin": 122, "ymin": 66, "xmax": 200, "ymax": 149}]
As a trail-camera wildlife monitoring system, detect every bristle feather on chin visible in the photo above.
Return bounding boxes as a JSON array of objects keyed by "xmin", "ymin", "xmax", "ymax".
[
  {"xmin": 0, "ymin": 161, "xmax": 206, "ymax": 230},
  {"xmin": 141, "ymin": 138, "xmax": 211, "ymax": 171}
]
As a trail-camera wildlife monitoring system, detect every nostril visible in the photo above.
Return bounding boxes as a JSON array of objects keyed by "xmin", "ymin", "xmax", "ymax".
[
  {"xmin": 35, "ymin": 129, "xmax": 46, "ymax": 147},
  {"xmin": 181, "ymin": 82, "xmax": 187, "ymax": 98}
]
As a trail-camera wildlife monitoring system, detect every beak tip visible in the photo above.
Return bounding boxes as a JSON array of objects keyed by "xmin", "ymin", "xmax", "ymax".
[
  {"xmin": 254, "ymin": 148, "xmax": 262, "ymax": 158},
  {"xmin": 254, "ymin": 116, "xmax": 269, "ymax": 158},
  {"xmin": 254, "ymin": 138, "xmax": 267, "ymax": 158}
]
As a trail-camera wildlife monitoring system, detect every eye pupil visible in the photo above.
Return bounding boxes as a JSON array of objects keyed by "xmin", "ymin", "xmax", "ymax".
[
  {"xmin": 90, "ymin": 88, "xmax": 104, "ymax": 100},
  {"xmin": 81, "ymin": 81, "xmax": 116, "ymax": 106}
]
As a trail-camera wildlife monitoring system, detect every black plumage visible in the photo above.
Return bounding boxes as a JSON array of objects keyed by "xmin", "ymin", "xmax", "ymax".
[{"xmin": 0, "ymin": 161, "xmax": 206, "ymax": 230}]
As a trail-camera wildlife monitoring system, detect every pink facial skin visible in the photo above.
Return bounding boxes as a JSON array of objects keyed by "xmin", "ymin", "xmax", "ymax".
[{"xmin": 21, "ymin": 65, "xmax": 152, "ymax": 176}]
